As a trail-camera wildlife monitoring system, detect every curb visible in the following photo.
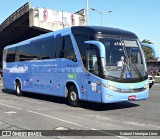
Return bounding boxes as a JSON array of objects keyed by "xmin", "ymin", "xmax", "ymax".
[{"xmin": 154, "ymin": 84, "xmax": 160, "ymax": 86}]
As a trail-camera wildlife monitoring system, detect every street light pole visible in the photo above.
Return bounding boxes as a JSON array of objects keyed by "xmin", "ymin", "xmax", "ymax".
[
  {"xmin": 100, "ymin": 13, "xmax": 102, "ymax": 26},
  {"xmin": 85, "ymin": 0, "xmax": 88, "ymax": 25},
  {"xmin": 91, "ymin": 8, "xmax": 113, "ymax": 26}
]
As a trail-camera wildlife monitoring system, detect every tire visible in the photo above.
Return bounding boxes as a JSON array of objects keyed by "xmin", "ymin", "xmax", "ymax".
[
  {"xmin": 149, "ymin": 83, "xmax": 153, "ymax": 88},
  {"xmin": 68, "ymin": 86, "xmax": 80, "ymax": 107},
  {"xmin": 16, "ymin": 82, "xmax": 23, "ymax": 96},
  {"xmin": 149, "ymin": 85, "xmax": 152, "ymax": 88}
]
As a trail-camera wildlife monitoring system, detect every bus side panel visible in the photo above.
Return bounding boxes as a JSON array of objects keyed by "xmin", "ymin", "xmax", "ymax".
[
  {"xmin": 28, "ymin": 60, "xmax": 59, "ymax": 96},
  {"xmin": 84, "ymin": 73, "xmax": 102, "ymax": 103},
  {"xmin": 3, "ymin": 62, "xmax": 31, "ymax": 91},
  {"xmin": 60, "ymin": 59, "xmax": 80, "ymax": 97},
  {"xmin": 31, "ymin": 73, "xmax": 58, "ymax": 96},
  {"xmin": 3, "ymin": 72, "xmax": 15, "ymax": 90},
  {"xmin": 80, "ymin": 73, "xmax": 89, "ymax": 101},
  {"xmin": 60, "ymin": 58, "xmax": 102, "ymax": 103}
]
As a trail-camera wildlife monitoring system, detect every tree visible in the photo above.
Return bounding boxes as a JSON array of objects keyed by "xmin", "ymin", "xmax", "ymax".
[
  {"xmin": 141, "ymin": 39, "xmax": 154, "ymax": 44},
  {"xmin": 141, "ymin": 39, "xmax": 154, "ymax": 61}
]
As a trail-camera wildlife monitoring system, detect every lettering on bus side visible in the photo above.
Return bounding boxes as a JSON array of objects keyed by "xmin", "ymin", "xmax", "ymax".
[{"xmin": 65, "ymin": 64, "xmax": 77, "ymax": 67}]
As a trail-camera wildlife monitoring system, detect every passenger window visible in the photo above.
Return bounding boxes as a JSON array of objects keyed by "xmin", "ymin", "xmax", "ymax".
[
  {"xmin": 55, "ymin": 37, "xmax": 63, "ymax": 58},
  {"xmin": 6, "ymin": 48, "xmax": 16, "ymax": 62},
  {"xmin": 86, "ymin": 49, "xmax": 99, "ymax": 75},
  {"xmin": 63, "ymin": 35, "xmax": 77, "ymax": 62},
  {"xmin": 74, "ymin": 34, "xmax": 92, "ymax": 67}
]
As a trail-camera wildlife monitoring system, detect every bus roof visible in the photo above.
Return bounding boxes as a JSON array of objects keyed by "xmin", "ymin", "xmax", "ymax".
[
  {"xmin": 4, "ymin": 26, "xmax": 138, "ymax": 49},
  {"xmin": 71, "ymin": 26, "xmax": 138, "ymax": 38}
]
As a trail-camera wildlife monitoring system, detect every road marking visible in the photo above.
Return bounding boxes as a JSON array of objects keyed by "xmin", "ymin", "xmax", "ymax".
[
  {"xmin": 0, "ymin": 101, "xmax": 129, "ymax": 138},
  {"xmin": 54, "ymin": 127, "xmax": 69, "ymax": 130},
  {"xmin": 0, "ymin": 102, "xmax": 22, "ymax": 110},
  {"xmin": 26, "ymin": 110, "xmax": 129, "ymax": 139},
  {"xmin": 90, "ymin": 128, "xmax": 129, "ymax": 139},
  {"xmin": 0, "ymin": 102, "xmax": 129, "ymax": 138},
  {"xmin": 4, "ymin": 111, "xmax": 17, "ymax": 114},
  {"xmin": 26, "ymin": 110, "xmax": 83, "ymax": 127},
  {"xmin": 125, "ymin": 121, "xmax": 160, "ymax": 129}
]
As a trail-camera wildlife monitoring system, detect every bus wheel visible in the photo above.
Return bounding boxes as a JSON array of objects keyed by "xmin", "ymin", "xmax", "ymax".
[
  {"xmin": 68, "ymin": 86, "xmax": 80, "ymax": 107},
  {"xmin": 16, "ymin": 82, "xmax": 23, "ymax": 96}
]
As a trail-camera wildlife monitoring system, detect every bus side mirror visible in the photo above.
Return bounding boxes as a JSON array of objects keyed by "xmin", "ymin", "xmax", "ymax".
[
  {"xmin": 84, "ymin": 41, "xmax": 106, "ymax": 58},
  {"xmin": 85, "ymin": 41, "xmax": 106, "ymax": 72}
]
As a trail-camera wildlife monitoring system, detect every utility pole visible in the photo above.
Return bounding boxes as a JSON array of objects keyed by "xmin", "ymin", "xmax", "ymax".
[{"xmin": 85, "ymin": 0, "xmax": 88, "ymax": 25}]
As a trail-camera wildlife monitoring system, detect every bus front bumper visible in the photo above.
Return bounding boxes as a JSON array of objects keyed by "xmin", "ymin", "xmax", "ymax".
[{"xmin": 101, "ymin": 88, "xmax": 149, "ymax": 103}]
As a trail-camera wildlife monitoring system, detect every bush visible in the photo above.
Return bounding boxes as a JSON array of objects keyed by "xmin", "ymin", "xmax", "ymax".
[{"xmin": 153, "ymin": 76, "xmax": 160, "ymax": 83}]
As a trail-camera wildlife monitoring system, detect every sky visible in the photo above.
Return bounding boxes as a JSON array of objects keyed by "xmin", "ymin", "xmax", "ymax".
[{"xmin": 0, "ymin": 0, "xmax": 160, "ymax": 51}]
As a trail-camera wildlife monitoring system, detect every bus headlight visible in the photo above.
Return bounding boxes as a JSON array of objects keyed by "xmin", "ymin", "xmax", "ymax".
[
  {"xmin": 144, "ymin": 84, "xmax": 149, "ymax": 89},
  {"xmin": 108, "ymin": 85, "xmax": 120, "ymax": 92},
  {"xmin": 101, "ymin": 83, "xmax": 120, "ymax": 92}
]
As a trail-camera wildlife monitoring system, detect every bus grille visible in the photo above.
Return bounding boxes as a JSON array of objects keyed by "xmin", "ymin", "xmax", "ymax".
[{"xmin": 119, "ymin": 87, "xmax": 146, "ymax": 93}]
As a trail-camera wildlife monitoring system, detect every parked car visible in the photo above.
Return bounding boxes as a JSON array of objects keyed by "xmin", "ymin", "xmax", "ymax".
[{"xmin": 148, "ymin": 75, "xmax": 155, "ymax": 88}]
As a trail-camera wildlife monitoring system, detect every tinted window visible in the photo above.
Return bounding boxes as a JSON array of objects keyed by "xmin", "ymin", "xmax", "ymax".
[
  {"xmin": 74, "ymin": 35, "xmax": 90, "ymax": 57},
  {"xmin": 7, "ymin": 36, "xmax": 71, "ymax": 62},
  {"xmin": 31, "ymin": 40, "xmax": 53, "ymax": 60},
  {"xmin": 15, "ymin": 36, "xmax": 63, "ymax": 62},
  {"xmin": 6, "ymin": 48, "xmax": 16, "ymax": 62},
  {"xmin": 55, "ymin": 37, "xmax": 63, "ymax": 58},
  {"xmin": 62, "ymin": 35, "xmax": 77, "ymax": 62},
  {"xmin": 74, "ymin": 34, "xmax": 93, "ymax": 66},
  {"xmin": 16, "ymin": 44, "xmax": 37, "ymax": 61}
]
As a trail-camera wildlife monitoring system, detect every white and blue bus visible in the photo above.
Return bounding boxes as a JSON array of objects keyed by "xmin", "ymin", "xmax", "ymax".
[{"xmin": 3, "ymin": 26, "xmax": 149, "ymax": 107}]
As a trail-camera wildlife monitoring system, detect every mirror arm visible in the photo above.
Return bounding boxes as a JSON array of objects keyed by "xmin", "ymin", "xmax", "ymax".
[{"xmin": 84, "ymin": 41, "xmax": 106, "ymax": 58}]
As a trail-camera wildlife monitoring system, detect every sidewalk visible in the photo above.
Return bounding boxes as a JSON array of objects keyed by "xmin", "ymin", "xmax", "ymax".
[{"xmin": 154, "ymin": 83, "xmax": 160, "ymax": 85}]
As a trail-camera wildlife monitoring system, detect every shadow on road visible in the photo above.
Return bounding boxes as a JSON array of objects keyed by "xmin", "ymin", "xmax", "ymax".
[
  {"xmin": 2, "ymin": 89, "xmax": 67, "ymax": 104},
  {"xmin": 2, "ymin": 89, "xmax": 140, "ymax": 111},
  {"xmin": 80, "ymin": 101, "xmax": 140, "ymax": 111}
]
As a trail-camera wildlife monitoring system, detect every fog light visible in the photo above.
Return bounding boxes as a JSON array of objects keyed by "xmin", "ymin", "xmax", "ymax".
[{"xmin": 106, "ymin": 95, "xmax": 110, "ymax": 99}]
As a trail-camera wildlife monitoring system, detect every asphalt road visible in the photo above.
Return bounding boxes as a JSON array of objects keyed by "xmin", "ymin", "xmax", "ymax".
[{"xmin": 0, "ymin": 79, "xmax": 159, "ymax": 139}]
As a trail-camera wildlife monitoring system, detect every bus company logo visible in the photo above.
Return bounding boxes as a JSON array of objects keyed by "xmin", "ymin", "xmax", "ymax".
[
  {"xmin": 8, "ymin": 65, "xmax": 28, "ymax": 73},
  {"xmin": 2, "ymin": 131, "xmax": 11, "ymax": 136},
  {"xmin": 43, "ymin": 9, "xmax": 48, "ymax": 22}
]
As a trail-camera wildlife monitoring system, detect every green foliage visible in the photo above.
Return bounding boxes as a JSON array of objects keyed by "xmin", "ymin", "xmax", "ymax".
[
  {"xmin": 142, "ymin": 46, "xmax": 153, "ymax": 61},
  {"xmin": 154, "ymin": 77, "xmax": 160, "ymax": 83},
  {"xmin": 141, "ymin": 39, "xmax": 154, "ymax": 61},
  {"xmin": 141, "ymin": 39, "xmax": 154, "ymax": 44}
]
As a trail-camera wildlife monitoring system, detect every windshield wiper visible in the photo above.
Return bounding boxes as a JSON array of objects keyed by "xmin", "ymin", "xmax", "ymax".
[
  {"xmin": 119, "ymin": 40, "xmax": 130, "ymax": 80},
  {"xmin": 130, "ymin": 62, "xmax": 143, "ymax": 80},
  {"xmin": 119, "ymin": 63, "xmax": 127, "ymax": 80}
]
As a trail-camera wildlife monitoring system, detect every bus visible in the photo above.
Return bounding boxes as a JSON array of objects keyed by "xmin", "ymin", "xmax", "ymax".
[{"xmin": 3, "ymin": 26, "xmax": 149, "ymax": 107}]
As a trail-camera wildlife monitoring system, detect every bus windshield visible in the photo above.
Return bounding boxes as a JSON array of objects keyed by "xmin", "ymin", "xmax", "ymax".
[{"xmin": 97, "ymin": 36, "xmax": 147, "ymax": 80}]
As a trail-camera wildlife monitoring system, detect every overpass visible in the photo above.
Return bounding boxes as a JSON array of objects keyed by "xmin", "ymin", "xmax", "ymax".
[{"xmin": 0, "ymin": 2, "xmax": 85, "ymax": 62}]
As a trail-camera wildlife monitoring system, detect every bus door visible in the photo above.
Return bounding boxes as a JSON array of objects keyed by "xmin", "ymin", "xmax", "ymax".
[
  {"xmin": 52, "ymin": 36, "xmax": 63, "ymax": 96},
  {"xmin": 53, "ymin": 58, "xmax": 61, "ymax": 96},
  {"xmin": 85, "ymin": 49, "xmax": 101, "ymax": 102}
]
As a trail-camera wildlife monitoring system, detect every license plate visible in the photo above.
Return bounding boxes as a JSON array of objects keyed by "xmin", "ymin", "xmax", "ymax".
[{"xmin": 128, "ymin": 95, "xmax": 136, "ymax": 100}]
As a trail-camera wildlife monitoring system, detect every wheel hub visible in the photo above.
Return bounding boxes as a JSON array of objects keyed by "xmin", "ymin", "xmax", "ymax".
[{"xmin": 70, "ymin": 91, "xmax": 77, "ymax": 101}]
